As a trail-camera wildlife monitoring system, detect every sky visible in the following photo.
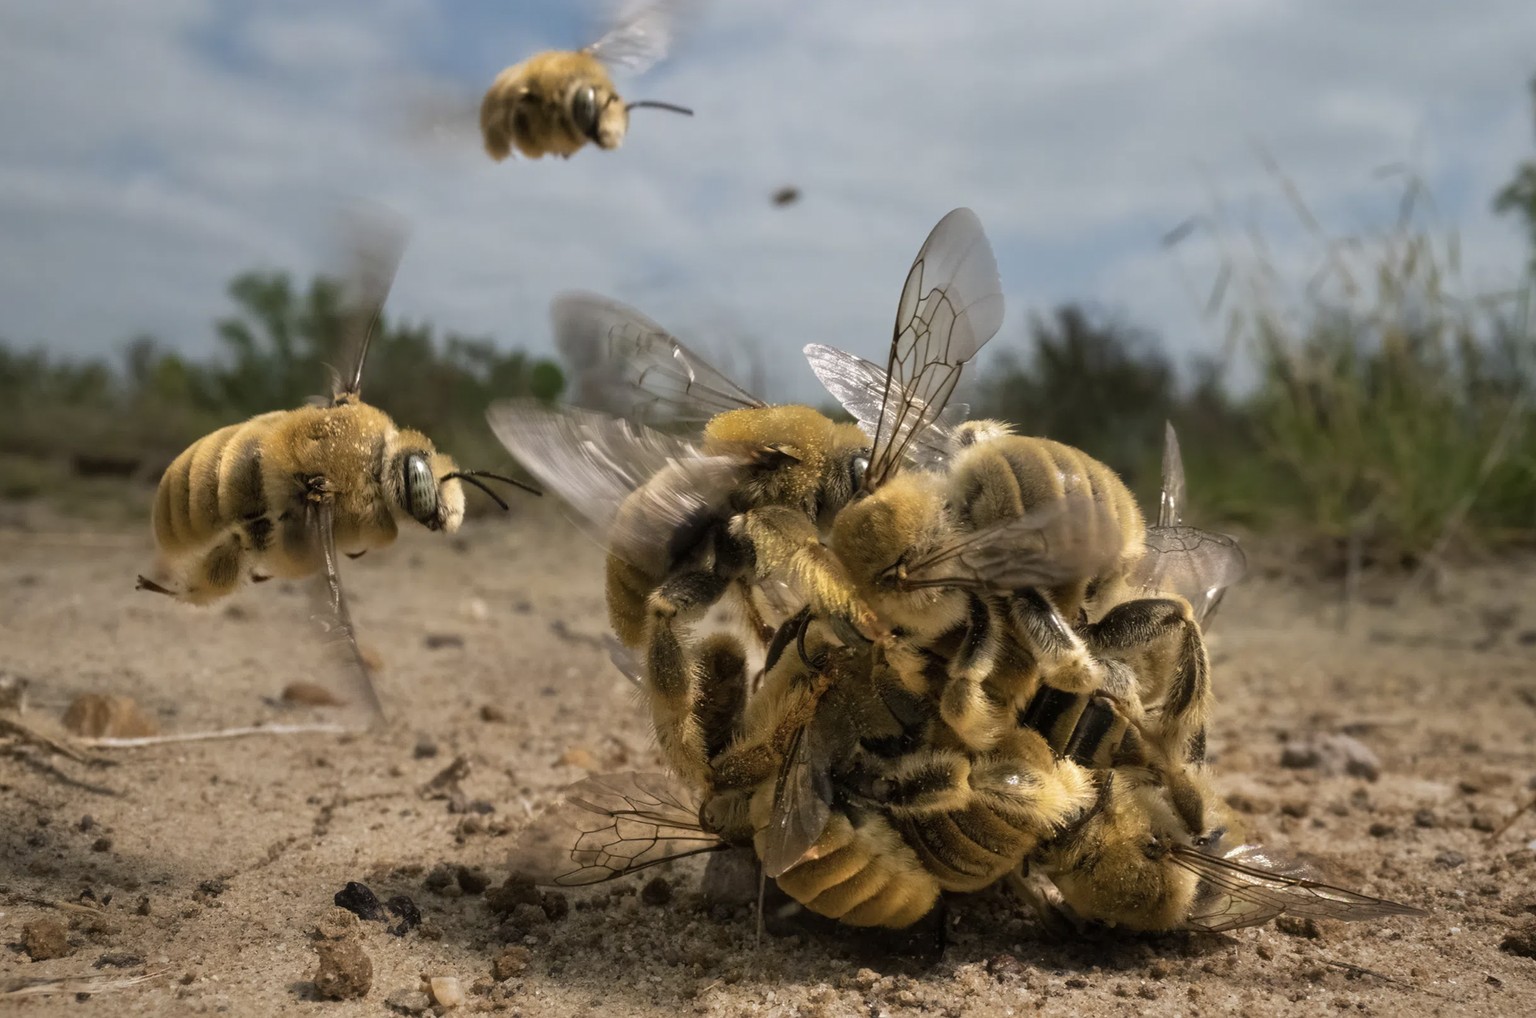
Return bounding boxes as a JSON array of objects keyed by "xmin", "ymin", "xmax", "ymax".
[{"xmin": 1, "ymin": 0, "xmax": 1533, "ymax": 401}]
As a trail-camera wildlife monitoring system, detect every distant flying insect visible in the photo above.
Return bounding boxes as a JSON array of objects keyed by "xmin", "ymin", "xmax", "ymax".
[
  {"xmin": 135, "ymin": 212, "xmax": 538, "ymax": 720},
  {"xmin": 771, "ymin": 186, "xmax": 801, "ymax": 207},
  {"xmin": 480, "ymin": 0, "xmax": 695, "ymax": 161}
]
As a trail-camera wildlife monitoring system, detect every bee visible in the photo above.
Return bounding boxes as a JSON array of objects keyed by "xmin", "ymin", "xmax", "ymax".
[
  {"xmin": 480, "ymin": 0, "xmax": 695, "ymax": 161},
  {"xmin": 135, "ymin": 212, "xmax": 538, "ymax": 719},
  {"xmin": 487, "ymin": 208, "xmax": 1004, "ymax": 786},
  {"xmin": 1018, "ymin": 768, "xmax": 1427, "ymax": 933}
]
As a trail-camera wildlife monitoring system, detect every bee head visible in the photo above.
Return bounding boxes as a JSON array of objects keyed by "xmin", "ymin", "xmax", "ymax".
[
  {"xmin": 388, "ymin": 431, "xmax": 540, "ymax": 533},
  {"xmin": 569, "ymin": 80, "xmax": 628, "ymax": 149}
]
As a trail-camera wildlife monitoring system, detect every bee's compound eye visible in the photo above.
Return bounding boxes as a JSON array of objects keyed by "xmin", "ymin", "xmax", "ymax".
[
  {"xmin": 571, "ymin": 84, "xmax": 598, "ymax": 136},
  {"xmin": 403, "ymin": 453, "xmax": 437, "ymax": 525},
  {"xmin": 849, "ymin": 453, "xmax": 870, "ymax": 491}
]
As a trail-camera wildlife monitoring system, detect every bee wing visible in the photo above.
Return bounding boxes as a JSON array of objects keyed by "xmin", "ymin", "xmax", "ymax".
[
  {"xmin": 900, "ymin": 482, "xmax": 1126, "ymax": 593},
  {"xmin": 865, "ymin": 208, "xmax": 1004, "ymax": 487},
  {"xmin": 553, "ymin": 291, "xmax": 765, "ymax": 431},
  {"xmin": 1174, "ymin": 844, "xmax": 1426, "ymax": 933},
  {"xmin": 306, "ymin": 498, "xmax": 386, "ymax": 723},
  {"xmin": 1159, "ymin": 421, "xmax": 1186, "ymax": 529},
  {"xmin": 485, "ymin": 398, "xmax": 751, "ymax": 569},
  {"xmin": 802, "ymin": 343, "xmax": 965, "ymax": 467},
  {"xmin": 584, "ymin": 0, "xmax": 694, "ymax": 74},
  {"xmin": 329, "ymin": 206, "xmax": 409, "ymax": 403},
  {"xmin": 510, "ymin": 772, "xmax": 726, "ymax": 887},
  {"xmin": 1131, "ymin": 526, "xmax": 1248, "ymax": 627},
  {"xmin": 758, "ymin": 719, "xmax": 835, "ymax": 879},
  {"xmin": 605, "ymin": 634, "xmax": 643, "ymax": 687}
]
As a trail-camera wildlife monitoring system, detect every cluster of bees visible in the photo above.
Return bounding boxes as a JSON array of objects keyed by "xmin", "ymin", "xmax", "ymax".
[
  {"xmin": 132, "ymin": 2, "xmax": 1424, "ymax": 941},
  {"xmin": 493, "ymin": 209, "xmax": 1424, "ymax": 936}
]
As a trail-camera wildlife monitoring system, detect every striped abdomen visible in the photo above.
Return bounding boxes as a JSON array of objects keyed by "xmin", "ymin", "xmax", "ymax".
[{"xmin": 152, "ymin": 411, "xmax": 284, "ymax": 562}]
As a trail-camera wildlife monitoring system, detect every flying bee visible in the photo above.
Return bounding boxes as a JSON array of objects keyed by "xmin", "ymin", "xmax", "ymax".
[
  {"xmin": 479, "ymin": 0, "xmax": 695, "ymax": 161},
  {"xmin": 488, "ymin": 208, "xmax": 1004, "ymax": 786},
  {"xmin": 135, "ymin": 211, "xmax": 538, "ymax": 720}
]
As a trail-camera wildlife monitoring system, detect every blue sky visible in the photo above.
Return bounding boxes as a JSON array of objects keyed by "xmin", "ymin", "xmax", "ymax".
[{"xmin": 1, "ymin": 0, "xmax": 1532, "ymax": 401}]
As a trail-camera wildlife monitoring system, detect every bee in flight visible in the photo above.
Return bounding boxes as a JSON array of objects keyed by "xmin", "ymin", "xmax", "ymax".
[
  {"xmin": 480, "ymin": 0, "xmax": 696, "ymax": 161},
  {"xmin": 135, "ymin": 211, "xmax": 538, "ymax": 721}
]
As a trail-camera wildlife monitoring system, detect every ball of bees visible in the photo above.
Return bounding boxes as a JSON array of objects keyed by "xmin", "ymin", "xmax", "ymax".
[
  {"xmin": 136, "ymin": 211, "xmax": 538, "ymax": 720},
  {"xmin": 480, "ymin": 0, "xmax": 695, "ymax": 161}
]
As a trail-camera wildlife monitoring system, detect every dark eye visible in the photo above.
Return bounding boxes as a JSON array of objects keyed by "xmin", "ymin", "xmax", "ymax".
[
  {"xmin": 849, "ymin": 453, "xmax": 870, "ymax": 491},
  {"xmin": 571, "ymin": 85, "xmax": 598, "ymax": 135},
  {"xmin": 403, "ymin": 454, "xmax": 437, "ymax": 525}
]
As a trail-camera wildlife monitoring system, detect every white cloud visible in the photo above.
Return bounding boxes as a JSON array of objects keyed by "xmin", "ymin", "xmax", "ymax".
[{"xmin": 0, "ymin": 0, "xmax": 1532, "ymax": 405}]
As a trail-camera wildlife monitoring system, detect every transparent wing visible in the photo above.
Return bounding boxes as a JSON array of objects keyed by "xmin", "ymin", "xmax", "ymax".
[
  {"xmin": 485, "ymin": 399, "xmax": 750, "ymax": 570},
  {"xmin": 802, "ymin": 342, "xmax": 966, "ymax": 467},
  {"xmin": 1159, "ymin": 421, "xmax": 1186, "ymax": 528},
  {"xmin": 899, "ymin": 484, "xmax": 1127, "ymax": 594},
  {"xmin": 330, "ymin": 206, "xmax": 409, "ymax": 403},
  {"xmin": 866, "ymin": 208, "xmax": 1004, "ymax": 487},
  {"xmin": 553, "ymin": 291, "xmax": 764, "ymax": 430},
  {"xmin": 1175, "ymin": 844, "xmax": 1426, "ymax": 933},
  {"xmin": 758, "ymin": 720, "xmax": 834, "ymax": 879},
  {"xmin": 509, "ymin": 772, "xmax": 726, "ymax": 887},
  {"xmin": 1131, "ymin": 527, "xmax": 1248, "ymax": 627},
  {"xmin": 584, "ymin": 0, "xmax": 694, "ymax": 74},
  {"xmin": 308, "ymin": 499, "xmax": 386, "ymax": 723}
]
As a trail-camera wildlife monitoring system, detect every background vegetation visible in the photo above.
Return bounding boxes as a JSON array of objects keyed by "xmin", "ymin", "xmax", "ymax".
[{"xmin": 4, "ymin": 83, "xmax": 1535, "ymax": 557}]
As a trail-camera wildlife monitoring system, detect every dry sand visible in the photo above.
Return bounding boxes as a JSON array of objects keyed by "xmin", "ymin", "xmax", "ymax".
[{"xmin": 1, "ymin": 499, "xmax": 1534, "ymax": 1016}]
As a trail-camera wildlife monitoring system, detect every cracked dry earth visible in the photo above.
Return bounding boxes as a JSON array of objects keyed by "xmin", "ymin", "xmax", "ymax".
[{"xmin": 1, "ymin": 499, "xmax": 1534, "ymax": 1017}]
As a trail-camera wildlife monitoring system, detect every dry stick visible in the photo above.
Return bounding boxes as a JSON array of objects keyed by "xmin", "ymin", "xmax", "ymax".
[
  {"xmin": 1487, "ymin": 795, "xmax": 1536, "ymax": 845},
  {"xmin": 2, "ymin": 968, "xmax": 170, "ymax": 999},
  {"xmin": 0, "ymin": 715, "xmax": 100, "ymax": 764},
  {"xmin": 1320, "ymin": 959, "xmax": 1455, "ymax": 1001},
  {"xmin": 78, "ymin": 722, "xmax": 361, "ymax": 749}
]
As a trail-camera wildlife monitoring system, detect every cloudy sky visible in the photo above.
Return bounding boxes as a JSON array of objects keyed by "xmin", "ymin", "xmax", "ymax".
[{"xmin": 1, "ymin": 0, "xmax": 1532, "ymax": 399}]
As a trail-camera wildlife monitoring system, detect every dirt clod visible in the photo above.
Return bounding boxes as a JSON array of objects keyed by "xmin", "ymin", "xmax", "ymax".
[
  {"xmin": 1278, "ymin": 733, "xmax": 1381, "ymax": 780},
  {"xmin": 1275, "ymin": 916, "xmax": 1322, "ymax": 939},
  {"xmin": 1435, "ymin": 850, "xmax": 1467, "ymax": 868},
  {"xmin": 486, "ymin": 876, "xmax": 541, "ymax": 917},
  {"xmin": 640, "ymin": 876, "xmax": 673, "ymax": 906},
  {"xmin": 493, "ymin": 946, "xmax": 532, "ymax": 980},
  {"xmin": 281, "ymin": 681, "xmax": 344, "ymax": 707},
  {"xmin": 479, "ymin": 704, "xmax": 508, "ymax": 723},
  {"xmin": 456, "ymin": 866, "xmax": 492, "ymax": 895},
  {"xmin": 95, "ymin": 951, "xmax": 145, "ymax": 968},
  {"xmin": 1502, "ymin": 917, "xmax": 1536, "ymax": 959},
  {"xmin": 62, "ymin": 693, "xmax": 160, "ymax": 737},
  {"xmin": 335, "ymin": 881, "xmax": 387, "ymax": 922},
  {"xmin": 20, "ymin": 918, "xmax": 70, "ymax": 960},
  {"xmin": 312, "ymin": 939, "xmax": 372, "ymax": 1000}
]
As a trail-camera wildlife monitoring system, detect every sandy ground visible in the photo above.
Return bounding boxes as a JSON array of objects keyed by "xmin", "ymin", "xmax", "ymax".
[{"xmin": 1, "ymin": 498, "xmax": 1534, "ymax": 1017}]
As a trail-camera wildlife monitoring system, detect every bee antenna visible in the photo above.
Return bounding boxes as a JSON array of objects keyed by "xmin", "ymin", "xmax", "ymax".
[
  {"xmin": 439, "ymin": 470, "xmax": 543, "ymax": 511},
  {"xmin": 625, "ymin": 100, "xmax": 694, "ymax": 117}
]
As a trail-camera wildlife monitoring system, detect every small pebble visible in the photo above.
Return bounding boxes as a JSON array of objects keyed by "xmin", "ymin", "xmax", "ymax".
[
  {"xmin": 384, "ymin": 988, "xmax": 432, "ymax": 1014},
  {"xmin": 1435, "ymin": 850, "xmax": 1467, "ymax": 868},
  {"xmin": 493, "ymin": 946, "xmax": 532, "ymax": 981},
  {"xmin": 91, "ymin": 836, "xmax": 112, "ymax": 853},
  {"xmin": 479, "ymin": 704, "xmax": 508, "ymax": 723},
  {"xmin": 428, "ymin": 975, "xmax": 463, "ymax": 1008},
  {"xmin": 413, "ymin": 737, "xmax": 440, "ymax": 760},
  {"xmin": 281, "ymin": 682, "xmax": 344, "ymax": 707},
  {"xmin": 312, "ymin": 940, "xmax": 372, "ymax": 1000},
  {"xmin": 640, "ymin": 876, "xmax": 673, "ymax": 906}
]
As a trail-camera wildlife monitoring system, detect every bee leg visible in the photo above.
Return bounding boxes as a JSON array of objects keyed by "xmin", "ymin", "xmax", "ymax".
[
  {"xmin": 1004, "ymin": 589, "xmax": 1102, "ymax": 693},
  {"xmin": 643, "ymin": 612, "xmax": 712, "ymax": 789},
  {"xmin": 733, "ymin": 579, "xmax": 776, "ymax": 648},
  {"xmin": 134, "ymin": 575, "xmax": 177, "ymax": 597},
  {"xmin": 1004, "ymin": 868, "xmax": 1086, "ymax": 938},
  {"xmin": 732, "ymin": 506, "xmax": 882, "ymax": 641},
  {"xmin": 1083, "ymin": 597, "xmax": 1209, "ymax": 764},
  {"xmin": 940, "ymin": 595, "xmax": 1008, "ymax": 752},
  {"xmin": 694, "ymin": 633, "xmax": 749, "ymax": 761},
  {"xmin": 177, "ymin": 535, "xmax": 246, "ymax": 606}
]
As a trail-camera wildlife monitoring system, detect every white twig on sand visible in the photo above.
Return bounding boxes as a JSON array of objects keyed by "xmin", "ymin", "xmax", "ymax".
[
  {"xmin": 77, "ymin": 722, "xmax": 362, "ymax": 748},
  {"xmin": 2, "ymin": 968, "xmax": 169, "ymax": 999}
]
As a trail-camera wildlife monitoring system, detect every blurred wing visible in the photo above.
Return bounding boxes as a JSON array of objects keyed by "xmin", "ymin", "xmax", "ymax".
[
  {"xmin": 1159, "ymin": 421, "xmax": 1186, "ymax": 528},
  {"xmin": 510, "ymin": 772, "xmax": 725, "ymax": 887},
  {"xmin": 866, "ymin": 208, "xmax": 1004, "ymax": 486},
  {"xmin": 902, "ymin": 484, "xmax": 1126, "ymax": 593},
  {"xmin": 1175, "ymin": 844, "xmax": 1426, "ymax": 933},
  {"xmin": 759, "ymin": 721, "xmax": 834, "ymax": 879},
  {"xmin": 308, "ymin": 499, "xmax": 386, "ymax": 723},
  {"xmin": 1132, "ymin": 527, "xmax": 1248, "ymax": 627},
  {"xmin": 584, "ymin": 0, "xmax": 693, "ymax": 74},
  {"xmin": 486, "ymin": 399, "xmax": 750, "ymax": 568},
  {"xmin": 553, "ymin": 291, "xmax": 764, "ymax": 430},
  {"xmin": 803, "ymin": 342, "xmax": 965, "ymax": 467},
  {"xmin": 330, "ymin": 206, "xmax": 409, "ymax": 403},
  {"xmin": 605, "ymin": 634, "xmax": 643, "ymax": 687}
]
